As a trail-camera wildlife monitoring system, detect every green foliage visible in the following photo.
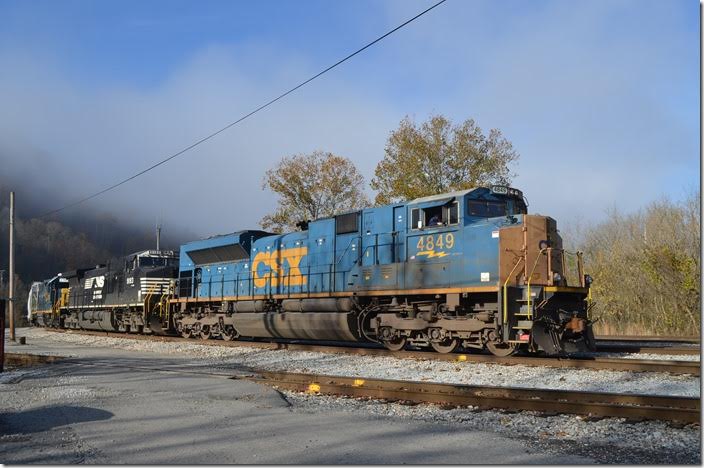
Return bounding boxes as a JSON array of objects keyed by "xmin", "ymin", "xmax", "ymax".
[
  {"xmin": 261, "ymin": 151, "xmax": 369, "ymax": 233},
  {"xmin": 371, "ymin": 115, "xmax": 519, "ymax": 205},
  {"xmin": 576, "ymin": 193, "xmax": 700, "ymax": 335}
]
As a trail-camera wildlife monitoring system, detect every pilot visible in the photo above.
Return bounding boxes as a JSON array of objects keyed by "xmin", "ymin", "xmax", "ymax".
[{"xmin": 428, "ymin": 214, "xmax": 442, "ymax": 226}]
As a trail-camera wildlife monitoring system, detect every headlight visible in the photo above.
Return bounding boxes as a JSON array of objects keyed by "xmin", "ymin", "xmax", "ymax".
[
  {"xmin": 553, "ymin": 272, "xmax": 562, "ymax": 283},
  {"xmin": 584, "ymin": 274, "xmax": 593, "ymax": 286}
]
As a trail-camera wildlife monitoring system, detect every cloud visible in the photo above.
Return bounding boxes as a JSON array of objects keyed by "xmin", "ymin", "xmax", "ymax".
[
  {"xmin": 0, "ymin": 0, "xmax": 697, "ymax": 241},
  {"xmin": 0, "ymin": 42, "xmax": 400, "ymax": 236},
  {"xmin": 378, "ymin": 0, "xmax": 698, "ymax": 225}
]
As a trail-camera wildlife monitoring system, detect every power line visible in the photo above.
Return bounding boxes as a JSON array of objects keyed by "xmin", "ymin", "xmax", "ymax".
[{"xmin": 40, "ymin": 0, "xmax": 448, "ymax": 218}]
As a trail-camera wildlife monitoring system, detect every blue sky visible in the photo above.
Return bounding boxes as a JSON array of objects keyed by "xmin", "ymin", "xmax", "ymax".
[{"xmin": 0, "ymin": 0, "xmax": 698, "ymax": 238}]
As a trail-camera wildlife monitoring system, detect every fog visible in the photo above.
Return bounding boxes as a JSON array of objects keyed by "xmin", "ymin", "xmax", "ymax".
[{"xmin": 0, "ymin": 0, "xmax": 697, "ymax": 241}]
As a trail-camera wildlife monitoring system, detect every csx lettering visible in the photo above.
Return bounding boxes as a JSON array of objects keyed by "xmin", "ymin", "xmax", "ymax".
[{"xmin": 252, "ymin": 247, "xmax": 308, "ymax": 288}]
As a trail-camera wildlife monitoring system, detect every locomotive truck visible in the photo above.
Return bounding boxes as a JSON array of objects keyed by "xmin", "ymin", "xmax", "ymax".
[{"xmin": 28, "ymin": 185, "xmax": 595, "ymax": 356}]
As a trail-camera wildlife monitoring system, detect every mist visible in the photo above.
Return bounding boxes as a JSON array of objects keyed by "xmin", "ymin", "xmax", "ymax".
[{"xmin": 0, "ymin": 0, "xmax": 697, "ymax": 241}]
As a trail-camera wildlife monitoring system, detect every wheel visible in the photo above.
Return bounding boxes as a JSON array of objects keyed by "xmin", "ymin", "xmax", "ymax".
[
  {"xmin": 180, "ymin": 325, "xmax": 192, "ymax": 339},
  {"xmin": 221, "ymin": 325, "xmax": 239, "ymax": 341},
  {"xmin": 381, "ymin": 337, "xmax": 407, "ymax": 352},
  {"xmin": 430, "ymin": 338, "xmax": 459, "ymax": 354},
  {"xmin": 200, "ymin": 325, "xmax": 212, "ymax": 340},
  {"xmin": 486, "ymin": 341, "xmax": 518, "ymax": 357}
]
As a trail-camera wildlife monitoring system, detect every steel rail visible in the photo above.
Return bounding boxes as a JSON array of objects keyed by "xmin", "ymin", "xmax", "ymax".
[
  {"xmin": 243, "ymin": 370, "xmax": 700, "ymax": 424},
  {"xmin": 8, "ymin": 350, "xmax": 696, "ymax": 423},
  {"xmin": 596, "ymin": 335, "xmax": 700, "ymax": 344},
  {"xmin": 595, "ymin": 344, "xmax": 699, "ymax": 356},
  {"xmin": 41, "ymin": 328, "xmax": 700, "ymax": 376}
]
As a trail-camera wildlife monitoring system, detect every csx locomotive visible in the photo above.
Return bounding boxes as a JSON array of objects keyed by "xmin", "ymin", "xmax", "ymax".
[{"xmin": 28, "ymin": 186, "xmax": 595, "ymax": 356}]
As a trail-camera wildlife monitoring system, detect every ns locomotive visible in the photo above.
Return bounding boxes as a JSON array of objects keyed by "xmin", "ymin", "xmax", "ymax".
[
  {"xmin": 28, "ymin": 250, "xmax": 179, "ymax": 332},
  {"xmin": 28, "ymin": 185, "xmax": 595, "ymax": 356}
]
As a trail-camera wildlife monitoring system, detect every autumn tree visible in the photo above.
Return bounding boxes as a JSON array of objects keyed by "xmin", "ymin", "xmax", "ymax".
[
  {"xmin": 261, "ymin": 151, "xmax": 370, "ymax": 233},
  {"xmin": 571, "ymin": 192, "xmax": 700, "ymax": 336},
  {"xmin": 371, "ymin": 115, "xmax": 519, "ymax": 205}
]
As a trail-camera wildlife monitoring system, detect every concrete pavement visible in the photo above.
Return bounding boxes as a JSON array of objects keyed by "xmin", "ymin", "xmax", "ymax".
[{"xmin": 0, "ymin": 329, "xmax": 593, "ymax": 464}]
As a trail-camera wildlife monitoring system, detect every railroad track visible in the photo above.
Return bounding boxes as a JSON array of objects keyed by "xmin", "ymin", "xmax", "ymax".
[
  {"xmin": 596, "ymin": 335, "xmax": 700, "ymax": 344},
  {"xmin": 15, "ymin": 352, "xmax": 697, "ymax": 424},
  {"xmin": 244, "ymin": 370, "xmax": 701, "ymax": 424},
  {"xmin": 595, "ymin": 344, "xmax": 699, "ymax": 356},
  {"xmin": 40, "ymin": 328, "xmax": 701, "ymax": 376}
]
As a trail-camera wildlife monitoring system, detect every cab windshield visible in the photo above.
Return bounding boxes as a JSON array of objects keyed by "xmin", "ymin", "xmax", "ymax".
[
  {"xmin": 139, "ymin": 257, "xmax": 178, "ymax": 268},
  {"xmin": 467, "ymin": 200, "xmax": 507, "ymax": 218}
]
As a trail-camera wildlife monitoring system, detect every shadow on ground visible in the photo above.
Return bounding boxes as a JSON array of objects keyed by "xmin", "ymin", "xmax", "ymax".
[{"xmin": 0, "ymin": 405, "xmax": 113, "ymax": 434}]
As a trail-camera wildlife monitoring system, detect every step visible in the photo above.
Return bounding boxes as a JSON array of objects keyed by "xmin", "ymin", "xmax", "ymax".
[
  {"xmin": 520, "ymin": 289, "xmax": 541, "ymax": 300},
  {"xmin": 518, "ymin": 296, "xmax": 539, "ymax": 302}
]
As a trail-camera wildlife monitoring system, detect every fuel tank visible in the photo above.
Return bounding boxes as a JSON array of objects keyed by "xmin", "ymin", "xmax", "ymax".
[
  {"xmin": 231, "ymin": 312, "xmax": 358, "ymax": 341},
  {"xmin": 77, "ymin": 310, "xmax": 116, "ymax": 331}
]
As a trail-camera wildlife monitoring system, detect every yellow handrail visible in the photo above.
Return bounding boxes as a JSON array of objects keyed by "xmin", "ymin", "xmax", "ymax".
[
  {"xmin": 51, "ymin": 298, "xmax": 61, "ymax": 316},
  {"xmin": 143, "ymin": 283, "xmax": 164, "ymax": 317},
  {"xmin": 502, "ymin": 256, "xmax": 524, "ymax": 324},
  {"xmin": 526, "ymin": 248, "xmax": 548, "ymax": 320}
]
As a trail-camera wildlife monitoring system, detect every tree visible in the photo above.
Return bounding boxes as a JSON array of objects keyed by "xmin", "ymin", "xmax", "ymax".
[
  {"xmin": 370, "ymin": 115, "xmax": 519, "ymax": 205},
  {"xmin": 573, "ymin": 192, "xmax": 700, "ymax": 335},
  {"xmin": 261, "ymin": 151, "xmax": 370, "ymax": 233}
]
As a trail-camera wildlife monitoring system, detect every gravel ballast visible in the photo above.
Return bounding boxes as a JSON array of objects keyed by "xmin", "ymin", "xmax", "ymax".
[
  {"xmin": 18, "ymin": 328, "xmax": 700, "ymax": 397},
  {"xmin": 283, "ymin": 391, "xmax": 701, "ymax": 464},
  {"xmin": 5, "ymin": 327, "xmax": 701, "ymax": 464}
]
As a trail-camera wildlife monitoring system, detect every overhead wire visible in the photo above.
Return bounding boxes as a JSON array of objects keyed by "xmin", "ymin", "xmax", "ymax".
[{"xmin": 40, "ymin": 0, "xmax": 448, "ymax": 218}]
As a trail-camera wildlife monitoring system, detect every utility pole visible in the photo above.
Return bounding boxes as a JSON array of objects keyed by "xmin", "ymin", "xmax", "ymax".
[
  {"xmin": 0, "ymin": 299, "xmax": 4, "ymax": 372},
  {"xmin": 8, "ymin": 192, "xmax": 15, "ymax": 342},
  {"xmin": 156, "ymin": 223, "xmax": 161, "ymax": 251}
]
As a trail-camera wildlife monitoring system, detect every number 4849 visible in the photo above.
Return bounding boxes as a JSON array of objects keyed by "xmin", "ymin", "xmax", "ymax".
[{"xmin": 416, "ymin": 233, "xmax": 454, "ymax": 251}]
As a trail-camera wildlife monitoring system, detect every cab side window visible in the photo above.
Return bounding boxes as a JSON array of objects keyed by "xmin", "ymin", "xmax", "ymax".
[
  {"xmin": 411, "ymin": 202, "xmax": 459, "ymax": 229},
  {"xmin": 411, "ymin": 208, "xmax": 422, "ymax": 229},
  {"xmin": 445, "ymin": 201, "xmax": 459, "ymax": 225},
  {"xmin": 424, "ymin": 206, "xmax": 443, "ymax": 227}
]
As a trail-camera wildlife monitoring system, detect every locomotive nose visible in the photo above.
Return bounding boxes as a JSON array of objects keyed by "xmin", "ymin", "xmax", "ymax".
[{"xmin": 532, "ymin": 315, "xmax": 595, "ymax": 355}]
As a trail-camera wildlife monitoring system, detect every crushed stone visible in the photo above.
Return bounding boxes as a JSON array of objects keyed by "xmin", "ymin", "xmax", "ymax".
[{"xmin": 17, "ymin": 328, "xmax": 700, "ymax": 397}]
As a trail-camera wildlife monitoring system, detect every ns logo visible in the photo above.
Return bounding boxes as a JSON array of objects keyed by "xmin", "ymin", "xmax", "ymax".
[
  {"xmin": 252, "ymin": 247, "xmax": 308, "ymax": 288},
  {"xmin": 84, "ymin": 275, "xmax": 105, "ymax": 290}
]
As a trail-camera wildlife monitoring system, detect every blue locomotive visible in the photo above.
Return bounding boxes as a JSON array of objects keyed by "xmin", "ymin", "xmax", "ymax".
[
  {"xmin": 164, "ymin": 185, "xmax": 594, "ymax": 355},
  {"xmin": 28, "ymin": 185, "xmax": 594, "ymax": 356}
]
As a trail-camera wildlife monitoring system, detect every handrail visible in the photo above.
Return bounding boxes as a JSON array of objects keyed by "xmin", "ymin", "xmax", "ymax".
[
  {"xmin": 358, "ymin": 236, "xmax": 399, "ymax": 266},
  {"xmin": 51, "ymin": 298, "xmax": 61, "ymax": 316},
  {"xmin": 143, "ymin": 281, "xmax": 170, "ymax": 316},
  {"xmin": 334, "ymin": 235, "xmax": 362, "ymax": 265},
  {"xmin": 557, "ymin": 249, "xmax": 585, "ymax": 288},
  {"xmin": 502, "ymin": 256, "xmax": 524, "ymax": 324},
  {"xmin": 526, "ymin": 248, "xmax": 548, "ymax": 320}
]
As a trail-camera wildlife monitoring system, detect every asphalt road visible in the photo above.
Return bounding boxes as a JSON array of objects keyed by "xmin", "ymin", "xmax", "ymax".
[{"xmin": 0, "ymin": 330, "xmax": 593, "ymax": 464}]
